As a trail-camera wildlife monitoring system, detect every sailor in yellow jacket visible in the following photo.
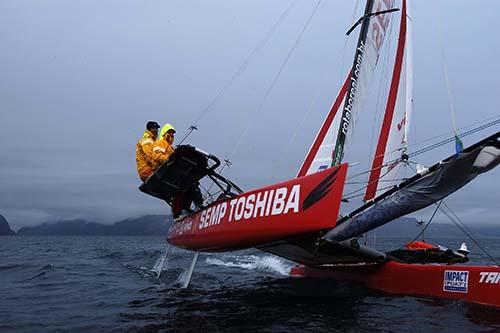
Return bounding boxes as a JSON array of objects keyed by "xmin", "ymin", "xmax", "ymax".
[
  {"xmin": 152, "ymin": 123, "xmax": 176, "ymax": 166},
  {"xmin": 136, "ymin": 121, "xmax": 160, "ymax": 182},
  {"xmin": 151, "ymin": 123, "xmax": 203, "ymax": 218}
]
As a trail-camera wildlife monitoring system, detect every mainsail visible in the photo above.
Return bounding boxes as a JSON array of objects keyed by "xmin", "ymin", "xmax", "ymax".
[
  {"xmin": 364, "ymin": 0, "xmax": 413, "ymax": 200},
  {"xmin": 299, "ymin": 0, "xmax": 397, "ymax": 176},
  {"xmin": 258, "ymin": 0, "xmax": 404, "ymax": 265},
  {"xmin": 332, "ymin": 0, "xmax": 396, "ymax": 166},
  {"xmin": 323, "ymin": 0, "xmax": 500, "ymax": 243},
  {"xmin": 260, "ymin": 0, "xmax": 499, "ymax": 266}
]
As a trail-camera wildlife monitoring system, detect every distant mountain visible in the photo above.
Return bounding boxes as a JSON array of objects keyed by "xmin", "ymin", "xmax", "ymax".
[
  {"xmin": 12, "ymin": 214, "xmax": 500, "ymax": 238},
  {"xmin": 0, "ymin": 215, "xmax": 16, "ymax": 235},
  {"xmin": 109, "ymin": 215, "xmax": 172, "ymax": 236},
  {"xmin": 17, "ymin": 215, "xmax": 172, "ymax": 236}
]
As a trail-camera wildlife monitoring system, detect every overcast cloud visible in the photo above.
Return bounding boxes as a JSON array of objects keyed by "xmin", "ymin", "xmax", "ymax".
[{"xmin": 1, "ymin": 0, "xmax": 499, "ymax": 230}]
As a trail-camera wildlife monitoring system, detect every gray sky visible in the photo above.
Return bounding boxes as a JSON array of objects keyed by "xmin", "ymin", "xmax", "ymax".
[{"xmin": 1, "ymin": 0, "xmax": 499, "ymax": 231}]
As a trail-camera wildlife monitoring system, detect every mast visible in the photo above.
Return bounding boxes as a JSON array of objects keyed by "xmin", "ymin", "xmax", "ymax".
[
  {"xmin": 364, "ymin": 0, "xmax": 408, "ymax": 201},
  {"xmin": 332, "ymin": 0, "xmax": 375, "ymax": 166}
]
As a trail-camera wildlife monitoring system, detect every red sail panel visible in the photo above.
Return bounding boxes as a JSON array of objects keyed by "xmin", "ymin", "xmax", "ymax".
[
  {"xmin": 297, "ymin": 72, "xmax": 350, "ymax": 177},
  {"xmin": 168, "ymin": 164, "xmax": 348, "ymax": 252},
  {"xmin": 364, "ymin": 0, "xmax": 407, "ymax": 201}
]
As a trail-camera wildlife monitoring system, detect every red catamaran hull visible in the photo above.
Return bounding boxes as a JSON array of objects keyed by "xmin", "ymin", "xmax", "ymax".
[
  {"xmin": 290, "ymin": 261, "xmax": 500, "ymax": 308},
  {"xmin": 167, "ymin": 164, "xmax": 348, "ymax": 252}
]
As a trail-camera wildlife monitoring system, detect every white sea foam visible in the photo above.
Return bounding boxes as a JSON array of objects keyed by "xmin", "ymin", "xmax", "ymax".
[
  {"xmin": 151, "ymin": 257, "xmax": 163, "ymax": 276},
  {"xmin": 206, "ymin": 255, "xmax": 292, "ymax": 276},
  {"xmin": 177, "ymin": 269, "xmax": 189, "ymax": 285},
  {"xmin": 151, "ymin": 247, "xmax": 170, "ymax": 278}
]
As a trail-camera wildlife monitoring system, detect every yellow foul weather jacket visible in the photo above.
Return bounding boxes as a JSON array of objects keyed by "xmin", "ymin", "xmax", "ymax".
[
  {"xmin": 152, "ymin": 124, "xmax": 176, "ymax": 167},
  {"xmin": 136, "ymin": 130, "xmax": 157, "ymax": 181}
]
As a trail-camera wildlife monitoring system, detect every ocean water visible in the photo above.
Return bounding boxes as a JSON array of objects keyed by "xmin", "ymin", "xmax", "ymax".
[{"xmin": 1, "ymin": 236, "xmax": 499, "ymax": 333}]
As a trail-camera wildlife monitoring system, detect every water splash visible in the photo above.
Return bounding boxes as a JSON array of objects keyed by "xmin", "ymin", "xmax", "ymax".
[
  {"xmin": 176, "ymin": 268, "xmax": 189, "ymax": 286},
  {"xmin": 123, "ymin": 263, "xmax": 159, "ymax": 282},
  {"xmin": 151, "ymin": 256, "xmax": 164, "ymax": 277},
  {"xmin": 175, "ymin": 252, "xmax": 199, "ymax": 288},
  {"xmin": 151, "ymin": 246, "xmax": 170, "ymax": 278},
  {"xmin": 206, "ymin": 255, "xmax": 292, "ymax": 276}
]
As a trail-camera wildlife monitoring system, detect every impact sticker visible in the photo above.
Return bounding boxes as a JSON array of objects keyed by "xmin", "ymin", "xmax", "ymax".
[{"xmin": 443, "ymin": 270, "xmax": 469, "ymax": 293}]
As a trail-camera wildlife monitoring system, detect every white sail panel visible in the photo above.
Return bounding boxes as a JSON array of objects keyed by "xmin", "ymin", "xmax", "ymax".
[
  {"xmin": 297, "ymin": 74, "xmax": 349, "ymax": 177},
  {"xmin": 333, "ymin": 0, "xmax": 396, "ymax": 165},
  {"xmin": 364, "ymin": 0, "xmax": 411, "ymax": 200},
  {"xmin": 404, "ymin": 1, "xmax": 413, "ymax": 154},
  {"xmin": 379, "ymin": 56, "xmax": 408, "ymax": 190},
  {"xmin": 354, "ymin": 0, "xmax": 395, "ymax": 110}
]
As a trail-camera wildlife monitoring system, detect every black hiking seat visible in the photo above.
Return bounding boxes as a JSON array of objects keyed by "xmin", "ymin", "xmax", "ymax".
[{"xmin": 139, "ymin": 145, "xmax": 243, "ymax": 203}]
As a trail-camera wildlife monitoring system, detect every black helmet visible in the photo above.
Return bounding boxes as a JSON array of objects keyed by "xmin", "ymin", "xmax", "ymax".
[{"xmin": 146, "ymin": 121, "xmax": 160, "ymax": 130}]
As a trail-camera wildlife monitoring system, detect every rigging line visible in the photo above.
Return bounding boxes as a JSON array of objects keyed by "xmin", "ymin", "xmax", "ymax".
[
  {"xmin": 199, "ymin": 182, "xmax": 214, "ymax": 202},
  {"xmin": 358, "ymin": 116, "xmax": 500, "ymax": 176},
  {"xmin": 433, "ymin": 0, "xmax": 459, "ymax": 135},
  {"xmin": 371, "ymin": 146, "xmax": 406, "ymax": 163},
  {"xmin": 404, "ymin": 114, "xmax": 500, "ymax": 152},
  {"xmin": 200, "ymin": 178, "xmax": 225, "ymax": 204},
  {"xmin": 391, "ymin": 161, "xmax": 441, "ymax": 249},
  {"xmin": 442, "ymin": 52, "xmax": 458, "ymax": 133},
  {"xmin": 397, "ymin": 200, "xmax": 443, "ymax": 250},
  {"xmin": 269, "ymin": 0, "xmax": 360, "ymax": 182},
  {"xmin": 223, "ymin": 0, "xmax": 323, "ymax": 170},
  {"xmin": 345, "ymin": 114, "xmax": 499, "ymax": 182},
  {"xmin": 343, "ymin": 183, "xmax": 394, "ymax": 200},
  {"xmin": 346, "ymin": 161, "xmax": 392, "ymax": 180},
  {"xmin": 202, "ymin": 0, "xmax": 323, "ymax": 197},
  {"xmin": 268, "ymin": 81, "xmax": 321, "ymax": 182},
  {"xmin": 408, "ymin": 118, "xmax": 500, "ymax": 158},
  {"xmin": 346, "ymin": 178, "xmax": 407, "ymax": 185},
  {"xmin": 346, "ymin": 152, "xmax": 409, "ymax": 180},
  {"xmin": 348, "ymin": 115, "xmax": 496, "ymax": 190},
  {"xmin": 439, "ymin": 202, "xmax": 500, "ymax": 266},
  {"xmin": 178, "ymin": 125, "xmax": 198, "ymax": 145},
  {"xmin": 342, "ymin": 166, "xmax": 394, "ymax": 199},
  {"xmin": 178, "ymin": 0, "xmax": 299, "ymax": 144},
  {"xmin": 407, "ymin": 161, "xmax": 498, "ymax": 265},
  {"xmin": 343, "ymin": 156, "xmax": 417, "ymax": 200}
]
